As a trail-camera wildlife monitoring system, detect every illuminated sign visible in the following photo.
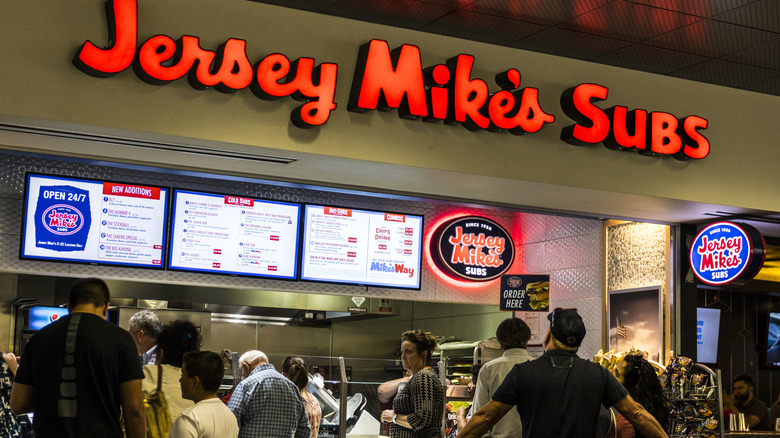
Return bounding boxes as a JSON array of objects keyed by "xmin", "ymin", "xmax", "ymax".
[
  {"xmin": 73, "ymin": 0, "xmax": 337, "ymax": 128},
  {"xmin": 73, "ymin": 1, "xmax": 710, "ymax": 160},
  {"xmin": 430, "ymin": 216, "xmax": 514, "ymax": 281},
  {"xmin": 168, "ymin": 190, "xmax": 301, "ymax": 279},
  {"xmin": 21, "ymin": 173, "xmax": 168, "ymax": 268},
  {"xmin": 560, "ymin": 83, "xmax": 710, "ymax": 160},
  {"xmin": 689, "ymin": 222, "xmax": 765, "ymax": 285},
  {"xmin": 301, "ymin": 205, "xmax": 424, "ymax": 289},
  {"xmin": 348, "ymin": 39, "xmax": 555, "ymax": 134}
]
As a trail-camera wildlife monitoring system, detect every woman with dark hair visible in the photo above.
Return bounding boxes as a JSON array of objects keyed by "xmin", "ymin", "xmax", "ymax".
[
  {"xmin": 281, "ymin": 355, "xmax": 304, "ymax": 376},
  {"xmin": 142, "ymin": 320, "xmax": 202, "ymax": 426},
  {"xmin": 611, "ymin": 354, "xmax": 669, "ymax": 438},
  {"xmin": 283, "ymin": 356, "xmax": 321, "ymax": 438},
  {"xmin": 0, "ymin": 350, "xmax": 21, "ymax": 437},
  {"xmin": 381, "ymin": 330, "xmax": 444, "ymax": 438}
]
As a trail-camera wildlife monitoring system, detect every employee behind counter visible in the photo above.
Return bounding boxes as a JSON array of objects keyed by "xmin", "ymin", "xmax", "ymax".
[{"xmin": 723, "ymin": 373, "xmax": 771, "ymax": 431}]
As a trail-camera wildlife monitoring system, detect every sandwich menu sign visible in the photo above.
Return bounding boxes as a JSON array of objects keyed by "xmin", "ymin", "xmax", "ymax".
[
  {"xmin": 73, "ymin": 0, "xmax": 711, "ymax": 161},
  {"xmin": 500, "ymin": 275, "xmax": 550, "ymax": 311}
]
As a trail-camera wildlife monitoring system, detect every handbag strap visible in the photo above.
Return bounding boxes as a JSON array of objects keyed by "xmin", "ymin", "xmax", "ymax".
[{"xmin": 156, "ymin": 364, "xmax": 163, "ymax": 392}]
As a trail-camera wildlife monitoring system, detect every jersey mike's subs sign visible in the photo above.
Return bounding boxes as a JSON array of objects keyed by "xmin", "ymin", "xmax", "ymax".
[
  {"xmin": 430, "ymin": 216, "xmax": 514, "ymax": 282},
  {"xmin": 73, "ymin": 0, "xmax": 710, "ymax": 161},
  {"xmin": 689, "ymin": 221, "xmax": 765, "ymax": 285}
]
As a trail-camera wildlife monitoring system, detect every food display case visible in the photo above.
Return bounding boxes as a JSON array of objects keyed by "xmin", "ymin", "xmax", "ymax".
[
  {"xmin": 595, "ymin": 350, "xmax": 724, "ymax": 438},
  {"xmin": 663, "ymin": 357, "xmax": 723, "ymax": 438}
]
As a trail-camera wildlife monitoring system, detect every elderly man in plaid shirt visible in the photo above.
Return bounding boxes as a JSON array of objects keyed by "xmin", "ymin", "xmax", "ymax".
[{"xmin": 228, "ymin": 350, "xmax": 310, "ymax": 438}]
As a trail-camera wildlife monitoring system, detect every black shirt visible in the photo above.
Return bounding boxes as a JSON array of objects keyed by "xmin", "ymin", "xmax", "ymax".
[
  {"xmin": 737, "ymin": 396, "xmax": 771, "ymax": 431},
  {"xmin": 15, "ymin": 313, "xmax": 143, "ymax": 438},
  {"xmin": 492, "ymin": 350, "xmax": 629, "ymax": 438}
]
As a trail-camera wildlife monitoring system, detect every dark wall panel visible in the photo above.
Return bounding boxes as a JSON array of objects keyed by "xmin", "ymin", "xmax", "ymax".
[{"xmin": 698, "ymin": 287, "xmax": 780, "ymax": 407}]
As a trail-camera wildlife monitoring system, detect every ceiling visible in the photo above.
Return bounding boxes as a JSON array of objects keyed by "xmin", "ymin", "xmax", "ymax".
[
  {"xmin": 241, "ymin": 0, "xmax": 780, "ymax": 236},
  {"xmin": 250, "ymin": 0, "xmax": 780, "ymax": 97}
]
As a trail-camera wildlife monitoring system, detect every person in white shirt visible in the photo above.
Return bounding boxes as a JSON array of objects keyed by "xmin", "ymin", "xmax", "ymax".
[
  {"xmin": 170, "ymin": 350, "xmax": 238, "ymax": 438},
  {"xmin": 469, "ymin": 317, "xmax": 533, "ymax": 438}
]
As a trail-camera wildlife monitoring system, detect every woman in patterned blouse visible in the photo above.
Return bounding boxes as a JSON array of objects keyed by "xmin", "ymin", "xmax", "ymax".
[
  {"xmin": 0, "ymin": 351, "xmax": 22, "ymax": 437},
  {"xmin": 381, "ymin": 330, "xmax": 444, "ymax": 438}
]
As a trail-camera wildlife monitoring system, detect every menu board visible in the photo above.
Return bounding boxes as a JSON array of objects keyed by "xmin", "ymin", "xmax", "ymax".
[
  {"xmin": 168, "ymin": 190, "xmax": 300, "ymax": 279},
  {"xmin": 21, "ymin": 173, "xmax": 168, "ymax": 267},
  {"xmin": 301, "ymin": 205, "xmax": 423, "ymax": 289}
]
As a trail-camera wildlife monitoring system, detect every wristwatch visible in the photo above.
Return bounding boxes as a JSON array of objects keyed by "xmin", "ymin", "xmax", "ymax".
[{"xmin": 392, "ymin": 413, "xmax": 398, "ymax": 424}]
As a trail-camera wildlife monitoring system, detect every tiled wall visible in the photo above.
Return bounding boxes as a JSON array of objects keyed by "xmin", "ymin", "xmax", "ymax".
[{"xmin": 607, "ymin": 222, "xmax": 671, "ymax": 362}]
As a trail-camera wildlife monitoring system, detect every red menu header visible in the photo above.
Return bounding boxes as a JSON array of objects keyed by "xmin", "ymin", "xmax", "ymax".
[
  {"xmin": 224, "ymin": 196, "xmax": 254, "ymax": 207},
  {"xmin": 385, "ymin": 213, "xmax": 406, "ymax": 222},
  {"xmin": 325, "ymin": 207, "xmax": 352, "ymax": 217},
  {"xmin": 102, "ymin": 183, "xmax": 161, "ymax": 200}
]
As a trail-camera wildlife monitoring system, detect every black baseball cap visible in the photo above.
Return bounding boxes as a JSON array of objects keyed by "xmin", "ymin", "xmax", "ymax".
[{"xmin": 547, "ymin": 308, "xmax": 586, "ymax": 348}]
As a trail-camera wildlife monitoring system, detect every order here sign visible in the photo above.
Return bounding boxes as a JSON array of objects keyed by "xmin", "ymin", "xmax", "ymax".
[{"xmin": 500, "ymin": 275, "xmax": 550, "ymax": 312}]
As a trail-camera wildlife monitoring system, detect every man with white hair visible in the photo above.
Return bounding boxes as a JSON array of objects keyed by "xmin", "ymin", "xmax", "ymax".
[
  {"xmin": 128, "ymin": 309, "xmax": 162, "ymax": 365},
  {"xmin": 227, "ymin": 350, "xmax": 310, "ymax": 438},
  {"xmin": 237, "ymin": 350, "xmax": 266, "ymax": 379}
]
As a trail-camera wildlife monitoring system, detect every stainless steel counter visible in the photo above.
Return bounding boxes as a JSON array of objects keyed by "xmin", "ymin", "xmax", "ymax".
[{"xmin": 725, "ymin": 432, "xmax": 780, "ymax": 437}]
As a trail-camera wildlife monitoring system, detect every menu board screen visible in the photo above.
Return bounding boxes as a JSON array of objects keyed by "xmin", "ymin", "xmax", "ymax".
[
  {"xmin": 168, "ymin": 190, "xmax": 300, "ymax": 279},
  {"xmin": 21, "ymin": 173, "xmax": 168, "ymax": 268},
  {"xmin": 301, "ymin": 205, "xmax": 423, "ymax": 289}
]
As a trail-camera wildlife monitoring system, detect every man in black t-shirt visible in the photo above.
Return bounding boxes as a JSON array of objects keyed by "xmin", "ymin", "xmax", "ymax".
[
  {"xmin": 458, "ymin": 308, "xmax": 668, "ymax": 438},
  {"xmin": 723, "ymin": 373, "xmax": 771, "ymax": 431},
  {"xmin": 10, "ymin": 278, "xmax": 145, "ymax": 438}
]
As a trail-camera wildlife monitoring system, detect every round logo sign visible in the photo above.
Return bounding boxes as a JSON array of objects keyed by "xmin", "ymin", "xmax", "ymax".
[
  {"xmin": 506, "ymin": 276, "xmax": 523, "ymax": 288},
  {"xmin": 689, "ymin": 222, "xmax": 765, "ymax": 285},
  {"xmin": 41, "ymin": 204, "xmax": 85, "ymax": 235},
  {"xmin": 430, "ymin": 216, "xmax": 514, "ymax": 281}
]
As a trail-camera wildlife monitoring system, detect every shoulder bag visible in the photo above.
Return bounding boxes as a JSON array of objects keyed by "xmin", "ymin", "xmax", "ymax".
[{"xmin": 144, "ymin": 364, "xmax": 171, "ymax": 438}]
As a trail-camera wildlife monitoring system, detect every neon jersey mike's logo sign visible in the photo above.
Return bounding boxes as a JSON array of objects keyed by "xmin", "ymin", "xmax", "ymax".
[
  {"xmin": 73, "ymin": 0, "xmax": 710, "ymax": 160},
  {"xmin": 430, "ymin": 216, "xmax": 514, "ymax": 282},
  {"xmin": 689, "ymin": 222, "xmax": 765, "ymax": 285}
]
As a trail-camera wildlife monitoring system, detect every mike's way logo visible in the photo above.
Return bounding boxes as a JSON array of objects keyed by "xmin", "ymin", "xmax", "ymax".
[{"xmin": 370, "ymin": 261, "xmax": 415, "ymax": 278}]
